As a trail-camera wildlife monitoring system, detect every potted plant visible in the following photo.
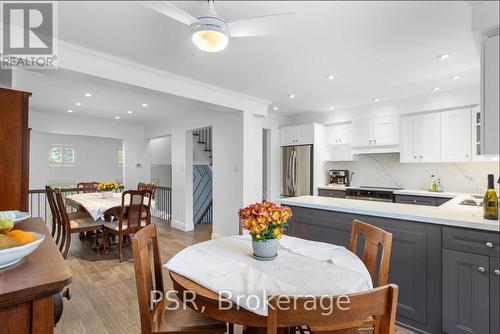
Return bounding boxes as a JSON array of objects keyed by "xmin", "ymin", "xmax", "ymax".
[
  {"xmin": 239, "ymin": 202, "xmax": 292, "ymax": 260},
  {"xmin": 97, "ymin": 182, "xmax": 119, "ymax": 199}
]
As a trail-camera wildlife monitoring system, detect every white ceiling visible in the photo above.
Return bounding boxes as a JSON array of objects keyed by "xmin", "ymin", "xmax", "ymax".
[
  {"xmin": 54, "ymin": 1, "xmax": 482, "ymax": 116},
  {"xmin": 13, "ymin": 69, "xmax": 234, "ymax": 127}
]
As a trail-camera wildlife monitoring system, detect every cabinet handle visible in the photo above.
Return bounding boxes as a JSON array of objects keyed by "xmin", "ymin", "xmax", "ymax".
[
  {"xmin": 420, "ymin": 156, "xmax": 423, "ymax": 159},
  {"xmin": 414, "ymin": 156, "xmax": 417, "ymax": 159},
  {"xmin": 465, "ymin": 154, "xmax": 469, "ymax": 157},
  {"xmin": 486, "ymin": 242, "xmax": 493, "ymax": 248},
  {"xmin": 413, "ymin": 200, "xmax": 417, "ymax": 204},
  {"xmin": 495, "ymin": 270, "xmax": 500, "ymax": 276},
  {"xmin": 478, "ymin": 266, "xmax": 486, "ymax": 273},
  {"xmin": 374, "ymin": 139, "xmax": 377, "ymax": 145},
  {"xmin": 369, "ymin": 140, "xmax": 372, "ymax": 145},
  {"xmin": 339, "ymin": 138, "xmax": 342, "ymax": 143}
]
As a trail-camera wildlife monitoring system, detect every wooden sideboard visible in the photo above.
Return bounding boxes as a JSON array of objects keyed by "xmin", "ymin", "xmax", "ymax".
[
  {"xmin": 0, "ymin": 218, "xmax": 72, "ymax": 334},
  {"xmin": 0, "ymin": 87, "xmax": 31, "ymax": 211}
]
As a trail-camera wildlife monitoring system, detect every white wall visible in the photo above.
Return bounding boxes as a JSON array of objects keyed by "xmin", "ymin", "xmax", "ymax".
[
  {"xmin": 325, "ymin": 153, "xmax": 499, "ymax": 194},
  {"xmin": 147, "ymin": 108, "xmax": 244, "ymax": 237},
  {"xmin": 150, "ymin": 136, "xmax": 171, "ymax": 165},
  {"xmin": 29, "ymin": 131, "xmax": 123, "ymax": 189},
  {"xmin": 29, "ymin": 111, "xmax": 150, "ymax": 189}
]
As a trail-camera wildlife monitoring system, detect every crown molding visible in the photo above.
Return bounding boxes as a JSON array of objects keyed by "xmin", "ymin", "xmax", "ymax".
[{"xmin": 56, "ymin": 40, "xmax": 270, "ymax": 115}]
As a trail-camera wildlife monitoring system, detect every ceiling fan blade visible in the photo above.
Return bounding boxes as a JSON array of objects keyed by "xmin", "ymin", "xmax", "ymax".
[
  {"xmin": 144, "ymin": 1, "xmax": 199, "ymax": 26},
  {"xmin": 227, "ymin": 12, "xmax": 295, "ymax": 37}
]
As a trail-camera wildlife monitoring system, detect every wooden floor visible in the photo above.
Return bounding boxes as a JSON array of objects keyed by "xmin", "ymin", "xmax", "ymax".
[{"xmin": 54, "ymin": 219, "xmax": 414, "ymax": 334}]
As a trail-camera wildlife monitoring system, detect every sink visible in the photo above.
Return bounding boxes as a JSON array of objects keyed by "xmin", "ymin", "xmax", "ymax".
[{"xmin": 459, "ymin": 199, "xmax": 483, "ymax": 207}]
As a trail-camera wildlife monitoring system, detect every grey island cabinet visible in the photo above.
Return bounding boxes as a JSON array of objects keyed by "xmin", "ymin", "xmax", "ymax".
[{"xmin": 281, "ymin": 200, "xmax": 499, "ymax": 334}]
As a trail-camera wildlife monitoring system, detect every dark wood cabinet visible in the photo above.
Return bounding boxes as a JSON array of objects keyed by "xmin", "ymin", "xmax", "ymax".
[
  {"xmin": 318, "ymin": 189, "xmax": 346, "ymax": 198},
  {"xmin": 442, "ymin": 249, "xmax": 490, "ymax": 334},
  {"xmin": 287, "ymin": 206, "xmax": 442, "ymax": 334},
  {"xmin": 490, "ymin": 257, "xmax": 500, "ymax": 334},
  {"xmin": 0, "ymin": 87, "xmax": 31, "ymax": 211},
  {"xmin": 395, "ymin": 194, "xmax": 452, "ymax": 207}
]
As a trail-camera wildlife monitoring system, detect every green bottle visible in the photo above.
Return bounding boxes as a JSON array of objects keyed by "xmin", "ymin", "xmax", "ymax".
[{"xmin": 483, "ymin": 174, "xmax": 498, "ymax": 220}]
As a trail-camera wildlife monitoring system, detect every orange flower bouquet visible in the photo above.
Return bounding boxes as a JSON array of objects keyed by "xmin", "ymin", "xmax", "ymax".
[{"xmin": 239, "ymin": 202, "xmax": 292, "ymax": 260}]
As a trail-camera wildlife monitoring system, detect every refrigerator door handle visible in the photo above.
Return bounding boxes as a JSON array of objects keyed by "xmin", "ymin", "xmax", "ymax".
[
  {"xmin": 285, "ymin": 149, "xmax": 292, "ymax": 195},
  {"xmin": 291, "ymin": 149, "xmax": 298, "ymax": 195}
]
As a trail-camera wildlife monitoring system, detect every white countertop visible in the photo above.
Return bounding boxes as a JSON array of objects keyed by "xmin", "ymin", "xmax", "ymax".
[
  {"xmin": 278, "ymin": 195, "xmax": 499, "ymax": 232},
  {"xmin": 317, "ymin": 185, "xmax": 469, "ymax": 198}
]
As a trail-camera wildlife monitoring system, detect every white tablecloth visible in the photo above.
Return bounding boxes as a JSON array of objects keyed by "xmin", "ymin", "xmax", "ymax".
[
  {"xmin": 165, "ymin": 235, "xmax": 373, "ymax": 316},
  {"xmin": 66, "ymin": 192, "xmax": 155, "ymax": 221}
]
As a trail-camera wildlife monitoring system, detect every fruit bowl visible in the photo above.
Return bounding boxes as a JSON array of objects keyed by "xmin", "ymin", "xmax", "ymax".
[
  {"xmin": 0, "ymin": 211, "xmax": 31, "ymax": 224},
  {"xmin": 0, "ymin": 232, "xmax": 45, "ymax": 269}
]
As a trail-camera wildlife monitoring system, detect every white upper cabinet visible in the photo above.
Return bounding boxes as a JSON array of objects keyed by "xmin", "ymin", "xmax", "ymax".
[
  {"xmin": 351, "ymin": 119, "xmax": 372, "ymax": 147},
  {"xmin": 400, "ymin": 113, "xmax": 441, "ymax": 163},
  {"xmin": 325, "ymin": 123, "xmax": 351, "ymax": 145},
  {"xmin": 441, "ymin": 109, "xmax": 472, "ymax": 162},
  {"xmin": 419, "ymin": 113, "xmax": 442, "ymax": 162},
  {"xmin": 481, "ymin": 30, "xmax": 499, "ymax": 155},
  {"xmin": 351, "ymin": 116, "xmax": 399, "ymax": 151},
  {"xmin": 280, "ymin": 124, "xmax": 314, "ymax": 146}
]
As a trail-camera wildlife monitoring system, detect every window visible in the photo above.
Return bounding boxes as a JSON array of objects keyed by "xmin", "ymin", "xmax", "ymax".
[
  {"xmin": 49, "ymin": 145, "xmax": 75, "ymax": 166},
  {"xmin": 117, "ymin": 149, "xmax": 124, "ymax": 167}
]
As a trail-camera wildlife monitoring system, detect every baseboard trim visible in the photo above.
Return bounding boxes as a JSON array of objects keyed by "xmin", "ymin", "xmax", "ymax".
[{"xmin": 171, "ymin": 220, "xmax": 194, "ymax": 232}]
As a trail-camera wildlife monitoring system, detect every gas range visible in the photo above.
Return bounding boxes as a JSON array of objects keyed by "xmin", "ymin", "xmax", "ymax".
[{"xmin": 345, "ymin": 186, "xmax": 402, "ymax": 202}]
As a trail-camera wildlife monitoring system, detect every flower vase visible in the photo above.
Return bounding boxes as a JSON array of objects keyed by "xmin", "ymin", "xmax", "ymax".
[{"xmin": 252, "ymin": 239, "xmax": 278, "ymax": 260}]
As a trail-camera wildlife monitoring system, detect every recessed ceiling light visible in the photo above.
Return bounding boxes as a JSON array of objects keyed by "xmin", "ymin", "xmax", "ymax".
[
  {"xmin": 127, "ymin": 110, "xmax": 133, "ymax": 114},
  {"xmin": 432, "ymin": 87, "xmax": 440, "ymax": 91},
  {"xmin": 288, "ymin": 94, "xmax": 296, "ymax": 99},
  {"xmin": 84, "ymin": 93, "xmax": 92, "ymax": 97},
  {"xmin": 372, "ymin": 97, "xmax": 380, "ymax": 102},
  {"xmin": 436, "ymin": 54, "xmax": 449, "ymax": 60},
  {"xmin": 114, "ymin": 116, "xmax": 120, "ymax": 120},
  {"xmin": 67, "ymin": 109, "xmax": 73, "ymax": 113},
  {"xmin": 451, "ymin": 75, "xmax": 462, "ymax": 80},
  {"xmin": 325, "ymin": 74, "xmax": 335, "ymax": 80},
  {"xmin": 273, "ymin": 106, "xmax": 279, "ymax": 111},
  {"xmin": 75, "ymin": 102, "xmax": 82, "ymax": 106},
  {"xmin": 329, "ymin": 106, "xmax": 334, "ymax": 110},
  {"xmin": 142, "ymin": 103, "xmax": 148, "ymax": 107}
]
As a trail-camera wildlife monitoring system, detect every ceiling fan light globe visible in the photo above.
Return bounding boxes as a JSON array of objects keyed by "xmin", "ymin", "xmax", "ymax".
[
  {"xmin": 191, "ymin": 16, "xmax": 230, "ymax": 53},
  {"xmin": 192, "ymin": 29, "xmax": 229, "ymax": 52}
]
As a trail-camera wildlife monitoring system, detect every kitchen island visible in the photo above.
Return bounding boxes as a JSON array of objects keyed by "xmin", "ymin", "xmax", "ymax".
[{"xmin": 278, "ymin": 195, "xmax": 499, "ymax": 334}]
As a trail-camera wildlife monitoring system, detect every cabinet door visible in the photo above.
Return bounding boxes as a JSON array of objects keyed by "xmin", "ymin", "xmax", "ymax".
[
  {"xmin": 351, "ymin": 119, "xmax": 372, "ymax": 147},
  {"xmin": 491, "ymin": 257, "xmax": 500, "ymax": 334},
  {"xmin": 482, "ymin": 32, "xmax": 499, "ymax": 155},
  {"xmin": 297, "ymin": 124, "xmax": 314, "ymax": 145},
  {"xmin": 441, "ymin": 109, "xmax": 472, "ymax": 162},
  {"xmin": 418, "ymin": 113, "xmax": 441, "ymax": 162},
  {"xmin": 443, "ymin": 249, "xmax": 490, "ymax": 334},
  {"xmin": 325, "ymin": 124, "xmax": 341, "ymax": 145},
  {"xmin": 338, "ymin": 123, "xmax": 352, "ymax": 144},
  {"xmin": 280, "ymin": 126, "xmax": 298, "ymax": 146},
  {"xmin": 373, "ymin": 116, "xmax": 399, "ymax": 146},
  {"xmin": 400, "ymin": 116, "xmax": 420, "ymax": 163}
]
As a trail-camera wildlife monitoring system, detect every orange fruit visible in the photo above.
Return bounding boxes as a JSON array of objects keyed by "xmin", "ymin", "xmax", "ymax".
[{"xmin": 5, "ymin": 230, "xmax": 36, "ymax": 246}]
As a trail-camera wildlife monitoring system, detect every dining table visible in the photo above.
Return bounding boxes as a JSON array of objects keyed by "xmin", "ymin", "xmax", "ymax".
[
  {"xmin": 65, "ymin": 192, "xmax": 155, "ymax": 221},
  {"xmin": 165, "ymin": 235, "xmax": 373, "ymax": 333}
]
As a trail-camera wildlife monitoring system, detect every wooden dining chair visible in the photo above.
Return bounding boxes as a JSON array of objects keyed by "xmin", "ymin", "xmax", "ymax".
[
  {"xmin": 350, "ymin": 220, "xmax": 393, "ymax": 287},
  {"xmin": 54, "ymin": 189, "xmax": 104, "ymax": 258},
  {"xmin": 267, "ymin": 284, "xmax": 399, "ymax": 334},
  {"xmin": 102, "ymin": 189, "xmax": 152, "ymax": 262},
  {"xmin": 76, "ymin": 182, "xmax": 99, "ymax": 193},
  {"xmin": 138, "ymin": 182, "xmax": 157, "ymax": 199},
  {"xmin": 131, "ymin": 224, "xmax": 227, "ymax": 334},
  {"xmin": 46, "ymin": 186, "xmax": 92, "ymax": 251}
]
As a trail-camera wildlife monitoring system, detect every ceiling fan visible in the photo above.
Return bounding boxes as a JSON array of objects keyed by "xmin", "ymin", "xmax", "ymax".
[{"xmin": 145, "ymin": 0, "xmax": 295, "ymax": 53}]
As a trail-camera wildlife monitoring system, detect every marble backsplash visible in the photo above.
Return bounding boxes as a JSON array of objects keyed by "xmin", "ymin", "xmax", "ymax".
[{"xmin": 324, "ymin": 153, "xmax": 499, "ymax": 194}]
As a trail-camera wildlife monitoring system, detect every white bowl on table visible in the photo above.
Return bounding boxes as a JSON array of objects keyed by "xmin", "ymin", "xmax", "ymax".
[
  {"xmin": 0, "ymin": 211, "xmax": 31, "ymax": 224},
  {"xmin": 0, "ymin": 232, "xmax": 45, "ymax": 269}
]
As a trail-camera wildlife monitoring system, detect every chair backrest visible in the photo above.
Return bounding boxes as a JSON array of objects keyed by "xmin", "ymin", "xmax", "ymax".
[
  {"xmin": 45, "ymin": 186, "xmax": 58, "ymax": 236},
  {"xmin": 138, "ymin": 183, "xmax": 156, "ymax": 199},
  {"xmin": 119, "ymin": 189, "xmax": 152, "ymax": 232},
  {"xmin": 54, "ymin": 189, "xmax": 70, "ymax": 228},
  {"xmin": 267, "ymin": 284, "xmax": 399, "ymax": 334},
  {"xmin": 350, "ymin": 220, "xmax": 393, "ymax": 287},
  {"xmin": 77, "ymin": 182, "xmax": 99, "ymax": 193},
  {"xmin": 131, "ymin": 224, "xmax": 165, "ymax": 334}
]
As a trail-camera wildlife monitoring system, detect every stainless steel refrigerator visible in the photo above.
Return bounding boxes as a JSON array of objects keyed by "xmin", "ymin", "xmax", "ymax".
[{"xmin": 281, "ymin": 145, "xmax": 313, "ymax": 197}]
